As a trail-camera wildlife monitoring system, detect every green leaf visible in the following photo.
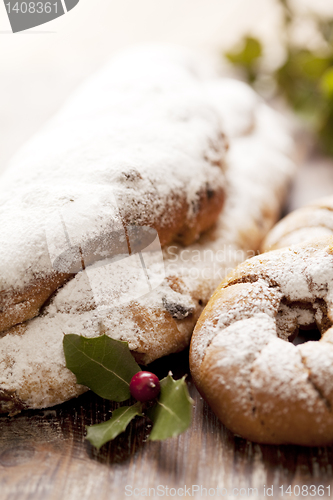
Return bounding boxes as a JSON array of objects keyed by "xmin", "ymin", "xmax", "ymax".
[
  {"xmin": 226, "ymin": 36, "xmax": 262, "ymax": 67},
  {"xmin": 320, "ymin": 67, "xmax": 333, "ymax": 98},
  {"xmin": 147, "ymin": 373, "xmax": 193, "ymax": 441},
  {"xmin": 276, "ymin": 50, "xmax": 329, "ymax": 116},
  {"xmin": 86, "ymin": 402, "xmax": 142, "ymax": 450},
  {"xmin": 299, "ymin": 53, "xmax": 331, "ymax": 81},
  {"xmin": 225, "ymin": 36, "xmax": 262, "ymax": 83},
  {"xmin": 223, "ymin": 8, "xmax": 333, "ymax": 158},
  {"xmin": 63, "ymin": 334, "xmax": 141, "ymax": 402}
]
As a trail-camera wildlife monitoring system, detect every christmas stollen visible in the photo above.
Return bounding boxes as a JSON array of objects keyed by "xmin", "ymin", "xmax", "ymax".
[
  {"xmin": 0, "ymin": 46, "xmax": 295, "ymax": 413},
  {"xmin": 0, "ymin": 45, "xmax": 229, "ymax": 336}
]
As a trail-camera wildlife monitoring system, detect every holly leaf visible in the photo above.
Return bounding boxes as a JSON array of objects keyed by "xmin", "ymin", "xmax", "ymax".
[
  {"xmin": 86, "ymin": 402, "xmax": 143, "ymax": 450},
  {"xmin": 63, "ymin": 334, "xmax": 141, "ymax": 402},
  {"xmin": 147, "ymin": 373, "xmax": 193, "ymax": 441}
]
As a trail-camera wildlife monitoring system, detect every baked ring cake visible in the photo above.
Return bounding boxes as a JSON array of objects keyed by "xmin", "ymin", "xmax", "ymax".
[
  {"xmin": 190, "ymin": 237, "xmax": 333, "ymax": 446},
  {"xmin": 0, "ymin": 46, "xmax": 295, "ymax": 413},
  {"xmin": 262, "ymin": 195, "xmax": 333, "ymax": 251}
]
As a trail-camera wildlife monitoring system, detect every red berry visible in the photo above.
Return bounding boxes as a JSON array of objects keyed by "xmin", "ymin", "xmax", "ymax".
[{"xmin": 129, "ymin": 371, "xmax": 160, "ymax": 402}]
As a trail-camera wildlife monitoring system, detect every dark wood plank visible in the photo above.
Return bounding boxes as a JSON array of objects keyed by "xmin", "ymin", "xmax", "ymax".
[{"xmin": 0, "ymin": 348, "xmax": 333, "ymax": 500}]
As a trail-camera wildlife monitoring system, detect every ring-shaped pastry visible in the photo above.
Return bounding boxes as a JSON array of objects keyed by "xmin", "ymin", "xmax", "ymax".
[{"xmin": 190, "ymin": 237, "xmax": 333, "ymax": 446}]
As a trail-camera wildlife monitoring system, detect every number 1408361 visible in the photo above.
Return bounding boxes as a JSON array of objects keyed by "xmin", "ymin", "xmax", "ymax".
[
  {"xmin": 5, "ymin": 2, "xmax": 58, "ymax": 14},
  {"xmin": 280, "ymin": 485, "xmax": 330, "ymax": 497}
]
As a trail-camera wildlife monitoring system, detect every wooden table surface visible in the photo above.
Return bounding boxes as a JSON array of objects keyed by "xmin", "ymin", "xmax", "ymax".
[
  {"xmin": 3, "ymin": 349, "xmax": 333, "ymax": 500},
  {"xmin": 1, "ymin": 155, "xmax": 333, "ymax": 500}
]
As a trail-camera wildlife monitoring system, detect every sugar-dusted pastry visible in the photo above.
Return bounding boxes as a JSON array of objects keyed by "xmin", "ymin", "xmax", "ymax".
[
  {"xmin": 190, "ymin": 237, "xmax": 333, "ymax": 446},
  {"xmin": 262, "ymin": 195, "xmax": 333, "ymax": 251},
  {"xmin": 0, "ymin": 46, "xmax": 295, "ymax": 413},
  {"xmin": 0, "ymin": 45, "xmax": 228, "ymax": 336}
]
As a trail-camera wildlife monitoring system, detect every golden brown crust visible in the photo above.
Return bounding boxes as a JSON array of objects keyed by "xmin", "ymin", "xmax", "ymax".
[
  {"xmin": 262, "ymin": 195, "xmax": 333, "ymax": 252},
  {"xmin": 190, "ymin": 237, "xmax": 333, "ymax": 446},
  {"xmin": 0, "ymin": 183, "xmax": 224, "ymax": 338},
  {"xmin": 0, "ymin": 273, "xmax": 72, "ymax": 334}
]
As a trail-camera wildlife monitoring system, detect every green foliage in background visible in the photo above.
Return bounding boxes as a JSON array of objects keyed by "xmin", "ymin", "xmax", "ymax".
[
  {"xmin": 226, "ymin": 36, "xmax": 262, "ymax": 83},
  {"xmin": 225, "ymin": 1, "xmax": 333, "ymax": 156}
]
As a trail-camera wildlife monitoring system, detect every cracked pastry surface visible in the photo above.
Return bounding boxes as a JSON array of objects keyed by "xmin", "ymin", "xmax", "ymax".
[
  {"xmin": 190, "ymin": 237, "xmax": 333, "ymax": 446},
  {"xmin": 0, "ymin": 45, "xmax": 228, "ymax": 335},
  {"xmin": 0, "ymin": 46, "xmax": 295, "ymax": 413}
]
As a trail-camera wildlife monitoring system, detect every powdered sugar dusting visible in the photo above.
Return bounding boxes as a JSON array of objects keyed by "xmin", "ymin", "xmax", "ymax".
[
  {"xmin": 0, "ymin": 45, "xmax": 295, "ymax": 410},
  {"xmin": 191, "ymin": 238, "xmax": 333, "ymax": 444},
  {"xmin": 0, "ymin": 46, "xmax": 227, "ymax": 293},
  {"xmin": 263, "ymin": 198, "xmax": 333, "ymax": 252}
]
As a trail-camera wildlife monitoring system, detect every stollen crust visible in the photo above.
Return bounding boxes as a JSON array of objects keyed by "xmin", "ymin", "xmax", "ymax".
[
  {"xmin": 0, "ymin": 46, "xmax": 295, "ymax": 413},
  {"xmin": 0, "ymin": 45, "xmax": 228, "ymax": 336}
]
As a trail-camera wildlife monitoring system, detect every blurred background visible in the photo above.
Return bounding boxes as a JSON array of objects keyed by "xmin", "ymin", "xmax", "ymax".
[{"xmin": 1, "ymin": 0, "xmax": 333, "ymax": 208}]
